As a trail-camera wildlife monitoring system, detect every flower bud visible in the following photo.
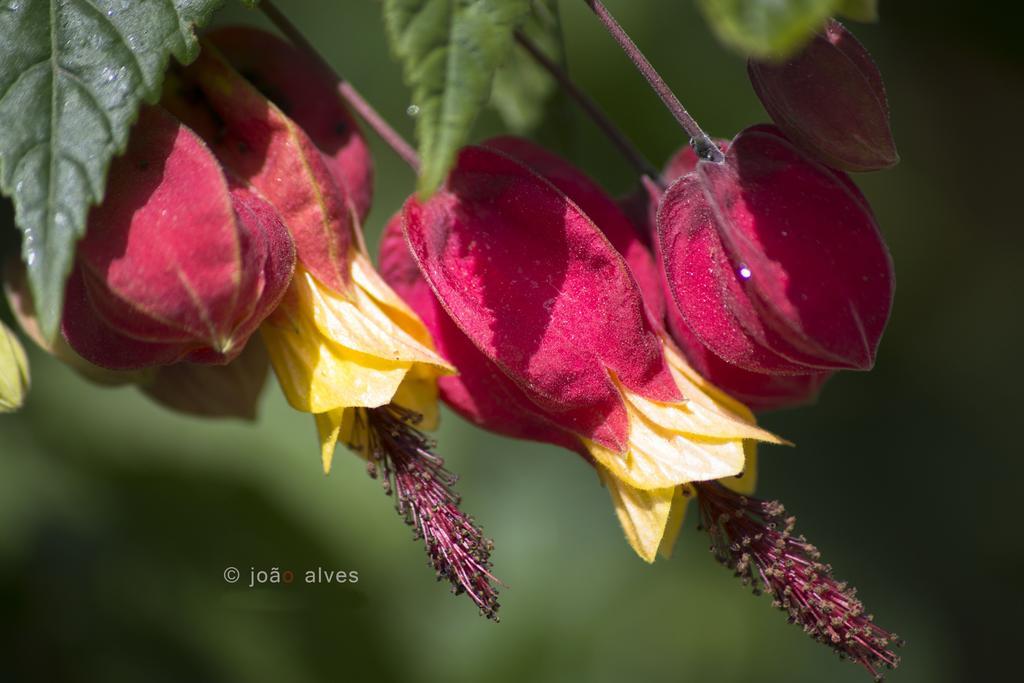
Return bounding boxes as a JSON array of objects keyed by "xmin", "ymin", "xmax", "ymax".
[
  {"xmin": 748, "ymin": 19, "xmax": 897, "ymax": 172},
  {"xmin": 62, "ymin": 107, "xmax": 295, "ymax": 370},
  {"xmin": 0, "ymin": 319, "xmax": 30, "ymax": 413},
  {"xmin": 203, "ymin": 27, "xmax": 373, "ymax": 222},
  {"xmin": 652, "ymin": 136, "xmax": 832, "ymax": 410},
  {"xmin": 657, "ymin": 125, "xmax": 893, "ymax": 378}
]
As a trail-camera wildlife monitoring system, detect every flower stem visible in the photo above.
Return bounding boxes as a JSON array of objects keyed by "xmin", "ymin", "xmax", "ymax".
[
  {"xmin": 514, "ymin": 31, "xmax": 663, "ymax": 185},
  {"xmin": 260, "ymin": 0, "xmax": 421, "ymax": 172},
  {"xmin": 583, "ymin": 0, "xmax": 724, "ymax": 163}
]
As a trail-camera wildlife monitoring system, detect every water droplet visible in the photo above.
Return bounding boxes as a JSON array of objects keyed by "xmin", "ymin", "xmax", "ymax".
[
  {"xmin": 738, "ymin": 265, "xmax": 752, "ymax": 279},
  {"xmin": 406, "ymin": 105, "xmax": 420, "ymax": 117}
]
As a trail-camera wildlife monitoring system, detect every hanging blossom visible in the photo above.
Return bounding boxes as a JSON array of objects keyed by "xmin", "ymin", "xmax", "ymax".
[
  {"xmin": 381, "ymin": 138, "xmax": 784, "ymax": 562},
  {"xmin": 0, "ymin": 26, "xmax": 502, "ymax": 617},
  {"xmin": 158, "ymin": 28, "xmax": 501, "ymax": 617},
  {"xmin": 382, "ymin": 138, "xmax": 902, "ymax": 674}
]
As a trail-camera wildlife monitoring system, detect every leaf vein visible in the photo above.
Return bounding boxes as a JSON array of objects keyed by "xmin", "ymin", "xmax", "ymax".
[
  {"xmin": 0, "ymin": 58, "xmax": 50, "ymax": 106},
  {"xmin": 56, "ymin": 65, "xmax": 115, "ymax": 142},
  {"xmin": 75, "ymin": 0, "xmax": 150, "ymax": 91}
]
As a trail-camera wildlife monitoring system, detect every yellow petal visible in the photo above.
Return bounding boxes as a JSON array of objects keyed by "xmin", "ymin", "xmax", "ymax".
[
  {"xmin": 722, "ymin": 441, "xmax": 759, "ymax": 495},
  {"xmin": 315, "ymin": 409, "xmax": 346, "ymax": 473},
  {"xmin": 657, "ymin": 484, "xmax": 695, "ymax": 559},
  {"xmin": 598, "ymin": 466, "xmax": 675, "ymax": 563},
  {"xmin": 662, "ymin": 339, "xmax": 757, "ymax": 420},
  {"xmin": 260, "ymin": 306, "xmax": 410, "ymax": 413},
  {"xmin": 297, "ymin": 268, "xmax": 451, "ymax": 373},
  {"xmin": 584, "ymin": 408, "xmax": 746, "ymax": 490},
  {"xmin": 0, "ymin": 320, "xmax": 30, "ymax": 413},
  {"xmin": 350, "ymin": 249, "xmax": 440, "ymax": 350},
  {"xmin": 622, "ymin": 385, "xmax": 783, "ymax": 444},
  {"xmin": 392, "ymin": 373, "xmax": 441, "ymax": 430}
]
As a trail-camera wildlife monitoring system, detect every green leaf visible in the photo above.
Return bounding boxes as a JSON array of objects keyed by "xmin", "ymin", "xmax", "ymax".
[
  {"xmin": 697, "ymin": 0, "xmax": 838, "ymax": 58},
  {"xmin": 490, "ymin": 0, "xmax": 564, "ymax": 133},
  {"xmin": 383, "ymin": 0, "xmax": 531, "ymax": 196},
  {"xmin": 836, "ymin": 0, "xmax": 878, "ymax": 22},
  {"xmin": 0, "ymin": 0, "xmax": 226, "ymax": 340}
]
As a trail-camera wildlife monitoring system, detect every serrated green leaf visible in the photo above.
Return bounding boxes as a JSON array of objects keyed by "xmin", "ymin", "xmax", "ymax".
[
  {"xmin": 383, "ymin": 0, "xmax": 531, "ymax": 196},
  {"xmin": 0, "ymin": 0, "xmax": 226, "ymax": 340},
  {"xmin": 490, "ymin": 0, "xmax": 563, "ymax": 133},
  {"xmin": 697, "ymin": 0, "xmax": 837, "ymax": 58},
  {"xmin": 836, "ymin": 0, "xmax": 878, "ymax": 22}
]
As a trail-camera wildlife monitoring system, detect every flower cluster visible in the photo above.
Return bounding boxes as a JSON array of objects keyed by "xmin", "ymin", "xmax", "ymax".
[
  {"xmin": 1, "ymin": 9, "xmax": 904, "ymax": 676},
  {"xmin": 3, "ymin": 26, "xmax": 497, "ymax": 615}
]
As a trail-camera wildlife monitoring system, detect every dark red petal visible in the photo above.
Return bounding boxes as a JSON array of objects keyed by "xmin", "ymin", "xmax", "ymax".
[
  {"xmin": 665, "ymin": 299, "xmax": 830, "ymax": 411},
  {"xmin": 483, "ymin": 136, "xmax": 666, "ymax": 326},
  {"xmin": 206, "ymin": 26, "xmax": 373, "ymax": 222},
  {"xmin": 380, "ymin": 215, "xmax": 583, "ymax": 453},
  {"xmin": 700, "ymin": 127, "xmax": 894, "ymax": 370},
  {"xmin": 76, "ymin": 107, "xmax": 247, "ymax": 349},
  {"xmin": 657, "ymin": 173, "xmax": 813, "ymax": 374},
  {"xmin": 168, "ymin": 44, "xmax": 353, "ymax": 293},
  {"xmin": 61, "ymin": 267, "xmax": 192, "ymax": 371}
]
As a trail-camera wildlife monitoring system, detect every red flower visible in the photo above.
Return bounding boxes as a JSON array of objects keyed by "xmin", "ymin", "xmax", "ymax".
[{"xmin": 384, "ymin": 140, "xmax": 782, "ymax": 562}]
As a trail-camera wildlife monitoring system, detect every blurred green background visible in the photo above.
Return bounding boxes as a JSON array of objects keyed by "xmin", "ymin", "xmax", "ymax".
[{"xmin": 1, "ymin": 1, "xmax": 1020, "ymax": 681}]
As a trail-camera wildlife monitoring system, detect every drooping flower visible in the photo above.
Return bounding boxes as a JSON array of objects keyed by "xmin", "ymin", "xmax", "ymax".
[
  {"xmin": 60, "ymin": 106, "xmax": 295, "ymax": 372},
  {"xmin": 162, "ymin": 30, "xmax": 499, "ymax": 616},
  {"xmin": 748, "ymin": 19, "xmax": 898, "ymax": 172},
  {"xmin": 656, "ymin": 125, "xmax": 894, "ymax": 392},
  {"xmin": 383, "ymin": 139, "xmax": 902, "ymax": 674},
  {"xmin": 382, "ymin": 139, "xmax": 784, "ymax": 562},
  {"xmin": 163, "ymin": 32, "xmax": 453, "ymax": 469}
]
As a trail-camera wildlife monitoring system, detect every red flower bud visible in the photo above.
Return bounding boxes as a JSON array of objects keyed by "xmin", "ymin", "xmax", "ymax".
[
  {"xmin": 748, "ymin": 19, "xmax": 898, "ymax": 172},
  {"xmin": 62, "ymin": 107, "xmax": 295, "ymax": 370},
  {"xmin": 203, "ymin": 27, "xmax": 374, "ymax": 223},
  {"xmin": 657, "ymin": 125, "xmax": 893, "ymax": 377},
  {"xmin": 654, "ymin": 135, "xmax": 831, "ymax": 410}
]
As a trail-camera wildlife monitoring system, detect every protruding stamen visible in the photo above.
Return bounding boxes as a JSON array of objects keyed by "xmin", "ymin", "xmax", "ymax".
[
  {"xmin": 695, "ymin": 482, "xmax": 902, "ymax": 680},
  {"xmin": 349, "ymin": 404, "xmax": 501, "ymax": 619}
]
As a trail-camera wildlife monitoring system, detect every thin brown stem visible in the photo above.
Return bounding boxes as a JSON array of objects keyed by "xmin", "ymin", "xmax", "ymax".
[
  {"xmin": 583, "ymin": 0, "xmax": 724, "ymax": 163},
  {"xmin": 514, "ymin": 31, "xmax": 663, "ymax": 185},
  {"xmin": 260, "ymin": 0, "xmax": 421, "ymax": 172}
]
